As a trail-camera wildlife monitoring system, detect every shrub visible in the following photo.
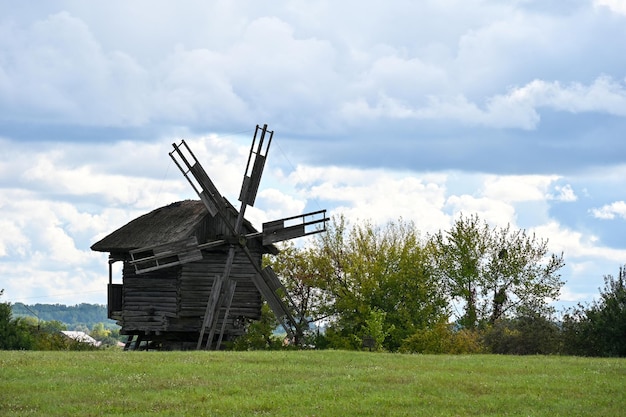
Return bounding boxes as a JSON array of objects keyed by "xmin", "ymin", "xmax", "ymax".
[
  {"xmin": 400, "ymin": 321, "xmax": 484, "ymax": 354},
  {"xmin": 483, "ymin": 315, "xmax": 561, "ymax": 355}
]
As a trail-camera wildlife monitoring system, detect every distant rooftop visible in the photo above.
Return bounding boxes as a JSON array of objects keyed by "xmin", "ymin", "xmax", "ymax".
[{"xmin": 61, "ymin": 331, "xmax": 101, "ymax": 347}]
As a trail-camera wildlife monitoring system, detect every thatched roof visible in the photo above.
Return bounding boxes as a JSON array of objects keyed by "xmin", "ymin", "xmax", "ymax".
[
  {"xmin": 91, "ymin": 200, "xmax": 209, "ymax": 253},
  {"xmin": 91, "ymin": 199, "xmax": 279, "ymax": 255}
]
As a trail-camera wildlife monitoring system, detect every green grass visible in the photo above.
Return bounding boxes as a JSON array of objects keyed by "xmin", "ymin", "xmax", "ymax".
[{"xmin": 1, "ymin": 351, "xmax": 625, "ymax": 416}]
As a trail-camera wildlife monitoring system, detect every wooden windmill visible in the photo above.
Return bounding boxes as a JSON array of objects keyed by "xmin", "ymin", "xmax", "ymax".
[{"xmin": 126, "ymin": 124, "xmax": 327, "ymax": 349}]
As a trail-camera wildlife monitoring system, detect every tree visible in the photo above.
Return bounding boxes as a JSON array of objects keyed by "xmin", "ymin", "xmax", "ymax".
[
  {"xmin": 562, "ymin": 266, "xmax": 626, "ymax": 357},
  {"xmin": 431, "ymin": 214, "xmax": 564, "ymax": 329},
  {"xmin": 431, "ymin": 214, "xmax": 488, "ymax": 328},
  {"xmin": 265, "ymin": 242, "xmax": 333, "ymax": 332},
  {"xmin": 90, "ymin": 322, "xmax": 111, "ymax": 340},
  {"xmin": 0, "ymin": 290, "xmax": 34, "ymax": 350},
  {"xmin": 303, "ymin": 215, "xmax": 448, "ymax": 351}
]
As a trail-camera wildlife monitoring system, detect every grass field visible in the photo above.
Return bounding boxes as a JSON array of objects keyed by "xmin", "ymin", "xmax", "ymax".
[{"xmin": 1, "ymin": 350, "xmax": 624, "ymax": 416}]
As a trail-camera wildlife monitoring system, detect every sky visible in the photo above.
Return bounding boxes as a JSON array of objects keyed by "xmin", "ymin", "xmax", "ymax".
[{"xmin": 1, "ymin": 1, "xmax": 626, "ymax": 312}]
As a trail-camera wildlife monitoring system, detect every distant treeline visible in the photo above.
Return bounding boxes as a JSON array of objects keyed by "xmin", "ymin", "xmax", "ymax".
[{"xmin": 11, "ymin": 303, "xmax": 118, "ymax": 329}]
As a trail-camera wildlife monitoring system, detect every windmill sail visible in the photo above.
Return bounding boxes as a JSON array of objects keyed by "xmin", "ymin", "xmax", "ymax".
[
  {"xmin": 262, "ymin": 210, "xmax": 329, "ymax": 245},
  {"xmin": 170, "ymin": 140, "xmax": 230, "ymax": 220},
  {"xmin": 239, "ymin": 124, "xmax": 272, "ymax": 206}
]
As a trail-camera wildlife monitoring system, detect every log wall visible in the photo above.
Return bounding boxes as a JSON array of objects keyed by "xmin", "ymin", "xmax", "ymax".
[{"xmin": 119, "ymin": 244, "xmax": 264, "ymax": 341}]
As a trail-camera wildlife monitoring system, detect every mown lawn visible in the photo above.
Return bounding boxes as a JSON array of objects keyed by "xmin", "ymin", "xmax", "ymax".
[{"xmin": 1, "ymin": 350, "xmax": 624, "ymax": 416}]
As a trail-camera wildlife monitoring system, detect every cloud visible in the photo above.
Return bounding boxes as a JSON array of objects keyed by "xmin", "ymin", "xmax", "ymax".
[
  {"xmin": 246, "ymin": 191, "xmax": 303, "ymax": 231},
  {"xmin": 0, "ymin": 12, "xmax": 149, "ymax": 126},
  {"xmin": 532, "ymin": 220, "xmax": 626, "ymax": 261},
  {"xmin": 2, "ymin": 5, "xmax": 623, "ymax": 138},
  {"xmin": 550, "ymin": 184, "xmax": 578, "ymax": 202},
  {"xmin": 445, "ymin": 194, "xmax": 516, "ymax": 228},
  {"xmin": 488, "ymin": 76, "xmax": 626, "ymax": 128},
  {"xmin": 595, "ymin": 0, "xmax": 626, "ymax": 15},
  {"xmin": 1, "ymin": 136, "xmax": 624, "ymax": 307},
  {"xmin": 280, "ymin": 165, "xmax": 450, "ymax": 234},
  {"xmin": 338, "ymin": 75, "xmax": 626, "ymax": 131},
  {"xmin": 590, "ymin": 201, "xmax": 626, "ymax": 219},
  {"xmin": 481, "ymin": 175, "xmax": 559, "ymax": 202}
]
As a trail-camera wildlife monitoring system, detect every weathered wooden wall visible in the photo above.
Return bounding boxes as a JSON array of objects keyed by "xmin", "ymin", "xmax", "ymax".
[{"xmin": 118, "ymin": 243, "xmax": 264, "ymax": 342}]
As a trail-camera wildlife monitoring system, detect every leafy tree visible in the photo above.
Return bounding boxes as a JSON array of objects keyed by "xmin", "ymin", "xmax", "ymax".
[
  {"xmin": 90, "ymin": 322, "xmax": 111, "ymax": 340},
  {"xmin": 431, "ymin": 214, "xmax": 564, "ymax": 329},
  {"xmin": 90, "ymin": 322, "xmax": 124, "ymax": 347},
  {"xmin": 562, "ymin": 266, "xmax": 626, "ymax": 357},
  {"xmin": 41, "ymin": 320, "xmax": 67, "ymax": 333},
  {"xmin": 265, "ymin": 242, "xmax": 333, "ymax": 331},
  {"xmin": 305, "ymin": 216, "xmax": 448, "ymax": 351},
  {"xmin": 0, "ymin": 290, "xmax": 34, "ymax": 350}
]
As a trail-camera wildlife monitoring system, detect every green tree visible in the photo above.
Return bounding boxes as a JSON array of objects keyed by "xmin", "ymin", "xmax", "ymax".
[
  {"xmin": 431, "ymin": 214, "xmax": 564, "ymax": 329},
  {"xmin": 90, "ymin": 322, "xmax": 111, "ymax": 340},
  {"xmin": 0, "ymin": 290, "xmax": 34, "ymax": 350},
  {"xmin": 361, "ymin": 308, "xmax": 392, "ymax": 352},
  {"xmin": 431, "ymin": 214, "xmax": 488, "ymax": 328},
  {"xmin": 306, "ymin": 216, "xmax": 448, "ymax": 351},
  {"xmin": 265, "ymin": 242, "xmax": 333, "ymax": 331},
  {"xmin": 40, "ymin": 320, "xmax": 67, "ymax": 333},
  {"xmin": 562, "ymin": 266, "xmax": 626, "ymax": 357}
]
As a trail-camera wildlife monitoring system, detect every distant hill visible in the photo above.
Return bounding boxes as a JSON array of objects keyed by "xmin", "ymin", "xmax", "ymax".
[{"xmin": 11, "ymin": 303, "xmax": 118, "ymax": 330}]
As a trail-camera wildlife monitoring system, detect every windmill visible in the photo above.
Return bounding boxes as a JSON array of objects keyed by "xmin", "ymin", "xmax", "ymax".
[{"xmin": 127, "ymin": 124, "xmax": 327, "ymax": 349}]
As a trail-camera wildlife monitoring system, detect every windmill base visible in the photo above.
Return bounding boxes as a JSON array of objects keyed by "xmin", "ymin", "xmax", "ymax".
[{"xmin": 122, "ymin": 330, "xmax": 238, "ymax": 351}]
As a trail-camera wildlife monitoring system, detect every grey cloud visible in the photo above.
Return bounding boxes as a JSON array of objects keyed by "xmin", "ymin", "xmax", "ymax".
[{"xmin": 0, "ymin": 1, "xmax": 624, "ymax": 176}]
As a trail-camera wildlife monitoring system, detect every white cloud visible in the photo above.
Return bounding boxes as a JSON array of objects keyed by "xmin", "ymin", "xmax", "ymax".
[
  {"xmin": 1, "ymin": 5, "xmax": 623, "ymax": 136},
  {"xmin": 0, "ymin": 219, "xmax": 29, "ymax": 258},
  {"xmin": 2, "ymin": 139, "xmax": 625, "ymax": 307},
  {"xmin": 153, "ymin": 47, "xmax": 248, "ymax": 125},
  {"xmin": 481, "ymin": 175, "xmax": 559, "ymax": 202},
  {"xmin": 590, "ymin": 201, "xmax": 626, "ymax": 219},
  {"xmin": 594, "ymin": 0, "xmax": 626, "ymax": 15},
  {"xmin": 550, "ymin": 184, "xmax": 578, "ymax": 202},
  {"xmin": 339, "ymin": 75, "xmax": 626, "ymax": 130},
  {"xmin": 0, "ymin": 12, "xmax": 150, "ymax": 125},
  {"xmin": 0, "ymin": 261, "xmax": 106, "ymax": 305},
  {"xmin": 532, "ymin": 221, "xmax": 626, "ymax": 262},
  {"xmin": 280, "ymin": 165, "xmax": 451, "ymax": 234},
  {"xmin": 445, "ymin": 194, "xmax": 516, "ymax": 228},
  {"xmin": 255, "ymin": 188, "xmax": 307, "ymax": 226},
  {"xmin": 492, "ymin": 76, "xmax": 626, "ymax": 121}
]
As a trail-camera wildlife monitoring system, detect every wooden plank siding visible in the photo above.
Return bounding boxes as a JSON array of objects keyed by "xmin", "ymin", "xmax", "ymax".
[{"xmin": 118, "ymin": 244, "xmax": 264, "ymax": 341}]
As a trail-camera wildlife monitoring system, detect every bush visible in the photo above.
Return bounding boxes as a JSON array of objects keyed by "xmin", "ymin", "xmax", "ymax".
[
  {"xmin": 401, "ymin": 321, "xmax": 484, "ymax": 354},
  {"xmin": 230, "ymin": 303, "xmax": 284, "ymax": 350},
  {"xmin": 561, "ymin": 269, "xmax": 626, "ymax": 357},
  {"xmin": 483, "ymin": 315, "xmax": 561, "ymax": 355}
]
